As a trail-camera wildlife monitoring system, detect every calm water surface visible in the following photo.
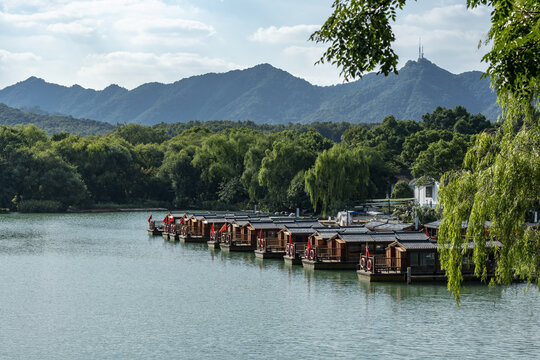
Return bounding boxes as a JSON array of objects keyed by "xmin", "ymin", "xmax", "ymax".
[{"xmin": 0, "ymin": 213, "xmax": 538, "ymax": 359}]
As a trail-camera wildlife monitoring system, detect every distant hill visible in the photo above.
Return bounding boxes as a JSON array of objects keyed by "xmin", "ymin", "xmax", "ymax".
[
  {"xmin": 0, "ymin": 103, "xmax": 114, "ymax": 136},
  {"xmin": 0, "ymin": 58, "xmax": 499, "ymax": 125}
]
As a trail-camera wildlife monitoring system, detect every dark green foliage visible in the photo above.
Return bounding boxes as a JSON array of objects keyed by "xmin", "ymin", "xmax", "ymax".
[
  {"xmin": 305, "ymin": 144, "xmax": 370, "ymax": 217},
  {"xmin": 422, "ymin": 106, "xmax": 493, "ymax": 134},
  {"xmin": 415, "ymin": 205, "xmax": 440, "ymax": 224},
  {"xmin": 217, "ymin": 177, "xmax": 248, "ymax": 205},
  {"xmin": 411, "ymin": 134, "xmax": 473, "ymax": 179},
  {"xmin": 0, "ymin": 102, "xmax": 494, "ymax": 215},
  {"xmin": 401, "ymin": 129, "xmax": 454, "ymax": 166},
  {"xmin": 391, "ymin": 180, "xmax": 413, "ymax": 199},
  {"xmin": 286, "ymin": 171, "xmax": 311, "ymax": 211},
  {"xmin": 154, "ymin": 120, "xmax": 350, "ymax": 142},
  {"xmin": 17, "ymin": 200, "xmax": 64, "ymax": 213},
  {"xmin": 110, "ymin": 124, "xmax": 166, "ymax": 145},
  {"xmin": 0, "ymin": 103, "xmax": 113, "ymax": 136}
]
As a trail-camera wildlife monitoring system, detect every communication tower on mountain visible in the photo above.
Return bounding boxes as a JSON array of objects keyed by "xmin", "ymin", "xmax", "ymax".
[{"xmin": 418, "ymin": 38, "xmax": 424, "ymax": 60}]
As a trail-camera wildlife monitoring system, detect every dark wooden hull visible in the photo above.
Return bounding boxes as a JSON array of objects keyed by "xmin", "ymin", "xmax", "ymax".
[
  {"xmin": 219, "ymin": 243, "xmax": 256, "ymax": 252},
  {"xmin": 283, "ymin": 255, "xmax": 302, "ymax": 265},
  {"xmin": 180, "ymin": 236, "xmax": 209, "ymax": 243},
  {"xmin": 207, "ymin": 240, "xmax": 220, "ymax": 249},
  {"xmin": 302, "ymin": 259, "xmax": 358, "ymax": 271},
  {"xmin": 357, "ymin": 270, "xmax": 407, "ymax": 282},
  {"xmin": 147, "ymin": 228, "xmax": 162, "ymax": 236},
  {"xmin": 357, "ymin": 270, "xmax": 494, "ymax": 283},
  {"xmin": 254, "ymin": 249, "xmax": 285, "ymax": 259}
]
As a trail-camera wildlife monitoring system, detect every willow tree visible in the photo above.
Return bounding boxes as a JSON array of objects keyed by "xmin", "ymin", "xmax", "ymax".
[
  {"xmin": 312, "ymin": 0, "xmax": 539, "ymax": 301},
  {"xmin": 305, "ymin": 144, "xmax": 370, "ymax": 217}
]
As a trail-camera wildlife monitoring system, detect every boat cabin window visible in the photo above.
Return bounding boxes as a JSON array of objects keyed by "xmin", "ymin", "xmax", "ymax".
[{"xmin": 410, "ymin": 252, "xmax": 435, "ymax": 267}]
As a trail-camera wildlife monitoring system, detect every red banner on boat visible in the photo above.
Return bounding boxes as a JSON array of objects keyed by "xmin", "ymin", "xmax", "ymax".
[
  {"xmin": 219, "ymin": 224, "xmax": 227, "ymax": 232},
  {"xmin": 162, "ymin": 216, "xmax": 167, "ymax": 224},
  {"xmin": 259, "ymin": 229, "xmax": 263, "ymax": 239},
  {"xmin": 211, "ymin": 223, "xmax": 215, "ymax": 233},
  {"xmin": 147, "ymin": 214, "xmax": 152, "ymax": 223},
  {"xmin": 168, "ymin": 217, "xmax": 174, "ymax": 223},
  {"xmin": 180, "ymin": 218, "xmax": 185, "ymax": 224},
  {"xmin": 366, "ymin": 243, "xmax": 370, "ymax": 258},
  {"xmin": 288, "ymin": 234, "xmax": 292, "ymax": 245}
]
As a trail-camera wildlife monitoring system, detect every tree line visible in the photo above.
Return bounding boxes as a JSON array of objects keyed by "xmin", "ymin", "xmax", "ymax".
[{"xmin": 0, "ymin": 105, "xmax": 493, "ymax": 214}]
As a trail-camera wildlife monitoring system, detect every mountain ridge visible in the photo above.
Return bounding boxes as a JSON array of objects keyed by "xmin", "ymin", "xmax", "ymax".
[
  {"xmin": 0, "ymin": 102, "xmax": 114, "ymax": 136},
  {"xmin": 0, "ymin": 59, "xmax": 499, "ymax": 124}
]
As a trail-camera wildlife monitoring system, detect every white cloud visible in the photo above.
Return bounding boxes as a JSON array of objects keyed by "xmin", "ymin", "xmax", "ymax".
[
  {"xmin": 0, "ymin": 49, "xmax": 41, "ymax": 62},
  {"xmin": 77, "ymin": 51, "xmax": 241, "ymax": 89},
  {"xmin": 249, "ymin": 24, "xmax": 319, "ymax": 44},
  {"xmin": 47, "ymin": 20, "xmax": 95, "ymax": 36},
  {"xmin": 0, "ymin": 49, "xmax": 42, "ymax": 88}
]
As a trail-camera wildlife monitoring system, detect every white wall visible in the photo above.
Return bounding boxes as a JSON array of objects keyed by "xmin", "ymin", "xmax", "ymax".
[{"xmin": 414, "ymin": 182, "xmax": 439, "ymax": 207}]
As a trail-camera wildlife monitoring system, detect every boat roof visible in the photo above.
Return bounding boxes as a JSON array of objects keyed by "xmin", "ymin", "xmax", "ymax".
[
  {"xmin": 397, "ymin": 240, "xmax": 438, "ymax": 250},
  {"xmin": 336, "ymin": 231, "xmax": 398, "ymax": 243},
  {"xmin": 249, "ymin": 222, "xmax": 282, "ymax": 230},
  {"xmin": 395, "ymin": 232, "xmax": 429, "ymax": 241},
  {"xmin": 280, "ymin": 226, "xmax": 319, "ymax": 235}
]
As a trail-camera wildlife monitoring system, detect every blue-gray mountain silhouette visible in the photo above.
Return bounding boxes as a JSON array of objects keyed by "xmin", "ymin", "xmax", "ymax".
[{"xmin": 0, "ymin": 58, "xmax": 499, "ymax": 125}]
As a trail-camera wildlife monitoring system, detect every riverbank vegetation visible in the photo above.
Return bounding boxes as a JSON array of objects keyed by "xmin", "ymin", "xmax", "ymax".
[{"xmin": 0, "ymin": 106, "xmax": 493, "ymax": 215}]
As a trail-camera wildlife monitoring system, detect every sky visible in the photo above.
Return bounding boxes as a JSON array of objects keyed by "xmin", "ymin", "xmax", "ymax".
[{"xmin": 0, "ymin": 0, "xmax": 493, "ymax": 90}]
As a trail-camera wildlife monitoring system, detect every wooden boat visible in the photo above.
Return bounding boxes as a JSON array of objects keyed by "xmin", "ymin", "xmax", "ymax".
[
  {"xmin": 147, "ymin": 220, "xmax": 164, "ymax": 235},
  {"xmin": 301, "ymin": 227, "xmax": 373, "ymax": 270},
  {"xmin": 357, "ymin": 233, "xmax": 501, "ymax": 282},
  {"xmin": 280, "ymin": 225, "xmax": 321, "ymax": 265}
]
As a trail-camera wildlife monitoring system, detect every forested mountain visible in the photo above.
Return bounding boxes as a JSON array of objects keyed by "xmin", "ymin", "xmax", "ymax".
[
  {"xmin": 0, "ymin": 58, "xmax": 499, "ymax": 125},
  {"xmin": 0, "ymin": 103, "xmax": 114, "ymax": 136}
]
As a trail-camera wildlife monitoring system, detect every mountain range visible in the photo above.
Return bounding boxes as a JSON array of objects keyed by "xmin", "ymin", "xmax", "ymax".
[{"xmin": 0, "ymin": 58, "xmax": 499, "ymax": 125}]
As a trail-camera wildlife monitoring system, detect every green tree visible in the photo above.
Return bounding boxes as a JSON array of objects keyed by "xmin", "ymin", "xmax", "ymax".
[
  {"xmin": 241, "ymin": 136, "xmax": 274, "ymax": 203},
  {"xmin": 401, "ymin": 129, "xmax": 454, "ymax": 167},
  {"xmin": 286, "ymin": 170, "xmax": 312, "ymax": 211},
  {"xmin": 111, "ymin": 124, "xmax": 166, "ymax": 145},
  {"xmin": 411, "ymin": 134, "xmax": 473, "ymax": 179},
  {"xmin": 422, "ymin": 106, "xmax": 493, "ymax": 134},
  {"xmin": 312, "ymin": 0, "xmax": 540, "ymax": 301},
  {"xmin": 305, "ymin": 144, "xmax": 370, "ymax": 217},
  {"xmin": 158, "ymin": 146, "xmax": 201, "ymax": 207},
  {"xmin": 341, "ymin": 124, "xmax": 368, "ymax": 145},
  {"xmin": 11, "ymin": 148, "xmax": 87, "ymax": 208},
  {"xmin": 391, "ymin": 180, "xmax": 413, "ymax": 199}
]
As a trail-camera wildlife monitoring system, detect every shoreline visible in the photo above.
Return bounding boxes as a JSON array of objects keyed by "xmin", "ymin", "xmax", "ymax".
[{"xmin": 66, "ymin": 207, "xmax": 168, "ymax": 213}]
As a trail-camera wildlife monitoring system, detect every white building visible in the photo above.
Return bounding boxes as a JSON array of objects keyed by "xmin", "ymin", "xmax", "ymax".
[{"xmin": 412, "ymin": 180, "xmax": 439, "ymax": 208}]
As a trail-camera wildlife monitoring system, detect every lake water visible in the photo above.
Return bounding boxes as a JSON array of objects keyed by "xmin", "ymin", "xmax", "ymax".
[{"xmin": 0, "ymin": 212, "xmax": 538, "ymax": 359}]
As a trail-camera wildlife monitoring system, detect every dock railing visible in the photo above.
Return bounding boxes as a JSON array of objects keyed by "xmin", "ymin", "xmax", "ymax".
[
  {"xmin": 285, "ymin": 243, "xmax": 306, "ymax": 258},
  {"xmin": 220, "ymin": 233, "xmax": 245, "ymax": 245},
  {"xmin": 257, "ymin": 237, "xmax": 282, "ymax": 252},
  {"xmin": 358, "ymin": 255, "xmax": 403, "ymax": 273}
]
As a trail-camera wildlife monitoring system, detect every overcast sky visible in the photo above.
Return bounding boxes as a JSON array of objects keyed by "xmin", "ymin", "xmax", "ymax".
[{"xmin": 0, "ymin": 0, "xmax": 492, "ymax": 90}]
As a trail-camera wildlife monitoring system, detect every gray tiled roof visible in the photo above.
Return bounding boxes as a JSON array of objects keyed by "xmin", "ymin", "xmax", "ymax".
[
  {"xmin": 395, "ymin": 232, "xmax": 429, "ymax": 241},
  {"xmin": 399, "ymin": 240, "xmax": 437, "ymax": 250},
  {"xmin": 374, "ymin": 223, "xmax": 413, "ymax": 231},
  {"xmin": 282, "ymin": 227, "xmax": 318, "ymax": 235},
  {"xmin": 250, "ymin": 222, "xmax": 282, "ymax": 230}
]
